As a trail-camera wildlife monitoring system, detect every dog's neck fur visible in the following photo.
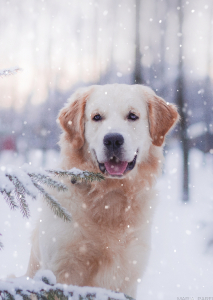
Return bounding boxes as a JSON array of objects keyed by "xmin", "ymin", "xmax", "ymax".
[{"xmin": 59, "ymin": 134, "xmax": 163, "ymax": 231}]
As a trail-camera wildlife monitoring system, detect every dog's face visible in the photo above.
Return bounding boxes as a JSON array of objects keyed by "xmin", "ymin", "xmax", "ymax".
[
  {"xmin": 58, "ymin": 84, "xmax": 179, "ymax": 178},
  {"xmin": 84, "ymin": 85, "xmax": 151, "ymax": 177}
]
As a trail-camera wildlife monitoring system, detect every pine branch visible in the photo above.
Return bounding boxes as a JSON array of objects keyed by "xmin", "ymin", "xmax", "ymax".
[
  {"xmin": 0, "ymin": 288, "xmax": 135, "ymax": 300},
  {"xmin": 0, "ymin": 190, "xmax": 18, "ymax": 211},
  {"xmin": 28, "ymin": 173, "xmax": 67, "ymax": 192},
  {"xmin": 0, "ymin": 271, "xmax": 135, "ymax": 300},
  {"xmin": 0, "ymin": 166, "xmax": 104, "ymax": 249},
  {"xmin": 6, "ymin": 174, "xmax": 30, "ymax": 218},
  {"xmin": 1, "ymin": 166, "xmax": 70, "ymax": 221},
  {"xmin": 32, "ymin": 180, "xmax": 71, "ymax": 222},
  {"xmin": 47, "ymin": 168, "xmax": 105, "ymax": 184},
  {"xmin": 0, "ymin": 67, "xmax": 22, "ymax": 78}
]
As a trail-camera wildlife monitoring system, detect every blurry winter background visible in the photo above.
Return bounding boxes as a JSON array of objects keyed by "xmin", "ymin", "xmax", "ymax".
[{"xmin": 0, "ymin": 0, "xmax": 213, "ymax": 299}]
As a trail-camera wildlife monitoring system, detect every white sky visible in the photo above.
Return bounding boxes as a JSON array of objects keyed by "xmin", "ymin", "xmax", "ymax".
[{"xmin": 0, "ymin": 0, "xmax": 212, "ymax": 109}]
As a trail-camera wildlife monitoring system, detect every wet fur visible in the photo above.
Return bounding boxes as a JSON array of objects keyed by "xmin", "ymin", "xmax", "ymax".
[{"xmin": 26, "ymin": 84, "xmax": 179, "ymax": 298}]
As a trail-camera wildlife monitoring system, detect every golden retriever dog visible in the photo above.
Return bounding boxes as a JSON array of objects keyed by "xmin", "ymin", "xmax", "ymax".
[{"xmin": 26, "ymin": 84, "xmax": 179, "ymax": 298}]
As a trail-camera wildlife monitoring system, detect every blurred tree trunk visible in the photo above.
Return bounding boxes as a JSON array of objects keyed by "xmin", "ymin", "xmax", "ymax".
[
  {"xmin": 176, "ymin": 0, "xmax": 189, "ymax": 201},
  {"xmin": 204, "ymin": 1, "xmax": 213, "ymax": 153},
  {"xmin": 158, "ymin": 0, "xmax": 168, "ymax": 97},
  {"xmin": 108, "ymin": 1, "xmax": 118, "ymax": 82},
  {"xmin": 133, "ymin": 0, "xmax": 143, "ymax": 84},
  {"xmin": 93, "ymin": 3, "xmax": 99, "ymax": 82},
  {"xmin": 206, "ymin": 1, "xmax": 213, "ymax": 83}
]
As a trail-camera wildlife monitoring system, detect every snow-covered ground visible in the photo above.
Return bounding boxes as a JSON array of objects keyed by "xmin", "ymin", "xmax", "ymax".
[{"xmin": 0, "ymin": 146, "xmax": 213, "ymax": 300}]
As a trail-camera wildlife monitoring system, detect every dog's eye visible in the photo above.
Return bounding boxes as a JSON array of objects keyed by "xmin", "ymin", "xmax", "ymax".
[
  {"xmin": 93, "ymin": 114, "xmax": 102, "ymax": 121},
  {"xmin": 127, "ymin": 112, "xmax": 139, "ymax": 121}
]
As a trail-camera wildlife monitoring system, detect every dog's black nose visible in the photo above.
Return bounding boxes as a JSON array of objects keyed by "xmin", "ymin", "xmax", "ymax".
[{"xmin": 103, "ymin": 133, "xmax": 124, "ymax": 150}]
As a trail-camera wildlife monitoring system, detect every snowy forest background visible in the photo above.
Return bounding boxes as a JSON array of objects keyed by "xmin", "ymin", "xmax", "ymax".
[{"xmin": 0, "ymin": 0, "xmax": 213, "ymax": 299}]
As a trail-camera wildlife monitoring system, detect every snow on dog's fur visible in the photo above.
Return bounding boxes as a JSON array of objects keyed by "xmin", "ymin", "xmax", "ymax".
[{"xmin": 26, "ymin": 84, "xmax": 179, "ymax": 298}]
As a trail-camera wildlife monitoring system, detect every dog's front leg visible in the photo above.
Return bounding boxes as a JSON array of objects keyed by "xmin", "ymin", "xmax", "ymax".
[
  {"xmin": 53, "ymin": 239, "xmax": 103, "ymax": 287},
  {"xmin": 26, "ymin": 224, "xmax": 41, "ymax": 278}
]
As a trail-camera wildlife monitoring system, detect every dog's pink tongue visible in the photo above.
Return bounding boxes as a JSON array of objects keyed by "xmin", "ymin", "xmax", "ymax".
[{"xmin": 104, "ymin": 160, "xmax": 128, "ymax": 175}]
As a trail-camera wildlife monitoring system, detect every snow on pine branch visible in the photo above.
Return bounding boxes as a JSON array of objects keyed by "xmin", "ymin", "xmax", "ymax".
[
  {"xmin": 0, "ymin": 67, "xmax": 22, "ymax": 78},
  {"xmin": 0, "ymin": 165, "xmax": 70, "ymax": 222},
  {"xmin": 0, "ymin": 270, "xmax": 134, "ymax": 300},
  {"xmin": 0, "ymin": 165, "xmax": 104, "ymax": 250},
  {"xmin": 47, "ymin": 167, "xmax": 105, "ymax": 184}
]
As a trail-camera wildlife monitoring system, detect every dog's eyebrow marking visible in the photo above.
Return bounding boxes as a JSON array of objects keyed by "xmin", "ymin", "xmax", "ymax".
[
  {"xmin": 91, "ymin": 110, "xmax": 105, "ymax": 120},
  {"xmin": 128, "ymin": 106, "xmax": 140, "ymax": 114}
]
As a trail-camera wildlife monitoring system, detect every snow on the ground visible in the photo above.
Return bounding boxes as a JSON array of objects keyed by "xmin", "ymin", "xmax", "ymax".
[
  {"xmin": 1, "ymin": 270, "xmax": 129, "ymax": 300},
  {"xmin": 0, "ymin": 149, "xmax": 59, "ymax": 278},
  {"xmin": 137, "ymin": 146, "xmax": 213, "ymax": 299},
  {"xmin": 0, "ymin": 147, "xmax": 213, "ymax": 300}
]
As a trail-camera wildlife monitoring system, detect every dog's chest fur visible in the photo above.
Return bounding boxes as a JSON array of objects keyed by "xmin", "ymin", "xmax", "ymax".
[{"xmin": 40, "ymin": 179, "xmax": 155, "ymax": 296}]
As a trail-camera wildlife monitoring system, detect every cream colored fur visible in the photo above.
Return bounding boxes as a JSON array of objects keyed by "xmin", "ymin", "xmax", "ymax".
[{"xmin": 26, "ymin": 84, "xmax": 179, "ymax": 298}]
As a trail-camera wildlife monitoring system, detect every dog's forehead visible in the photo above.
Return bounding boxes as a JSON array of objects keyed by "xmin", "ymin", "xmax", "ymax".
[{"xmin": 86, "ymin": 85, "xmax": 147, "ymax": 116}]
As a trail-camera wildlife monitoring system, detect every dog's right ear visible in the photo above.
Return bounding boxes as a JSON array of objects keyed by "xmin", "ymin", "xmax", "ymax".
[
  {"xmin": 58, "ymin": 87, "xmax": 93, "ymax": 149},
  {"xmin": 142, "ymin": 86, "xmax": 179, "ymax": 147}
]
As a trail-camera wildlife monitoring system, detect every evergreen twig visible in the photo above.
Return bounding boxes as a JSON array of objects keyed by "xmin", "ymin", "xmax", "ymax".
[
  {"xmin": 0, "ymin": 67, "xmax": 22, "ymax": 78},
  {"xmin": 0, "ymin": 190, "xmax": 18, "ymax": 211},
  {"xmin": 0, "ymin": 273, "xmax": 135, "ymax": 300},
  {"xmin": 0, "ymin": 166, "xmax": 105, "ymax": 249},
  {"xmin": 6, "ymin": 174, "xmax": 30, "ymax": 218},
  {"xmin": 32, "ymin": 180, "xmax": 71, "ymax": 222},
  {"xmin": 47, "ymin": 169, "xmax": 105, "ymax": 183},
  {"xmin": 28, "ymin": 173, "xmax": 67, "ymax": 192},
  {"xmin": 0, "ymin": 289, "xmax": 134, "ymax": 300}
]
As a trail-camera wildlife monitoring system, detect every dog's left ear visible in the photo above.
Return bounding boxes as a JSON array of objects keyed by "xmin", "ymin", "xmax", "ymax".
[
  {"xmin": 58, "ymin": 87, "xmax": 93, "ymax": 149},
  {"xmin": 143, "ymin": 87, "xmax": 179, "ymax": 147}
]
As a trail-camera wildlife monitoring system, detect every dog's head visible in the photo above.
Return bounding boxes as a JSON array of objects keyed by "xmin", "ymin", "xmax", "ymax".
[{"xmin": 58, "ymin": 84, "xmax": 179, "ymax": 178}]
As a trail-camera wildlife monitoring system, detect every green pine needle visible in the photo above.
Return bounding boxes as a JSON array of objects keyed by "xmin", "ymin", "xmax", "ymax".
[
  {"xmin": 0, "ymin": 190, "xmax": 18, "ymax": 211},
  {"xmin": 32, "ymin": 180, "xmax": 71, "ymax": 222},
  {"xmin": 0, "ymin": 167, "xmax": 105, "ymax": 249},
  {"xmin": 46, "ymin": 169, "xmax": 105, "ymax": 183},
  {"xmin": 28, "ymin": 173, "xmax": 68, "ymax": 192},
  {"xmin": 0, "ymin": 287, "xmax": 134, "ymax": 300},
  {"xmin": 0, "ymin": 272, "xmax": 135, "ymax": 300},
  {"xmin": 6, "ymin": 175, "xmax": 30, "ymax": 218},
  {"xmin": 3, "ymin": 292, "xmax": 15, "ymax": 300}
]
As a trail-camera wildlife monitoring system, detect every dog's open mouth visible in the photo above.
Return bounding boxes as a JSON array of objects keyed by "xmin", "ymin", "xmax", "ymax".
[{"xmin": 98, "ymin": 155, "xmax": 137, "ymax": 176}]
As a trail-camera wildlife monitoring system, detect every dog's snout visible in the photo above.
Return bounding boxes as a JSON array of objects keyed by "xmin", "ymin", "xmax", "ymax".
[{"xmin": 103, "ymin": 133, "xmax": 124, "ymax": 150}]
